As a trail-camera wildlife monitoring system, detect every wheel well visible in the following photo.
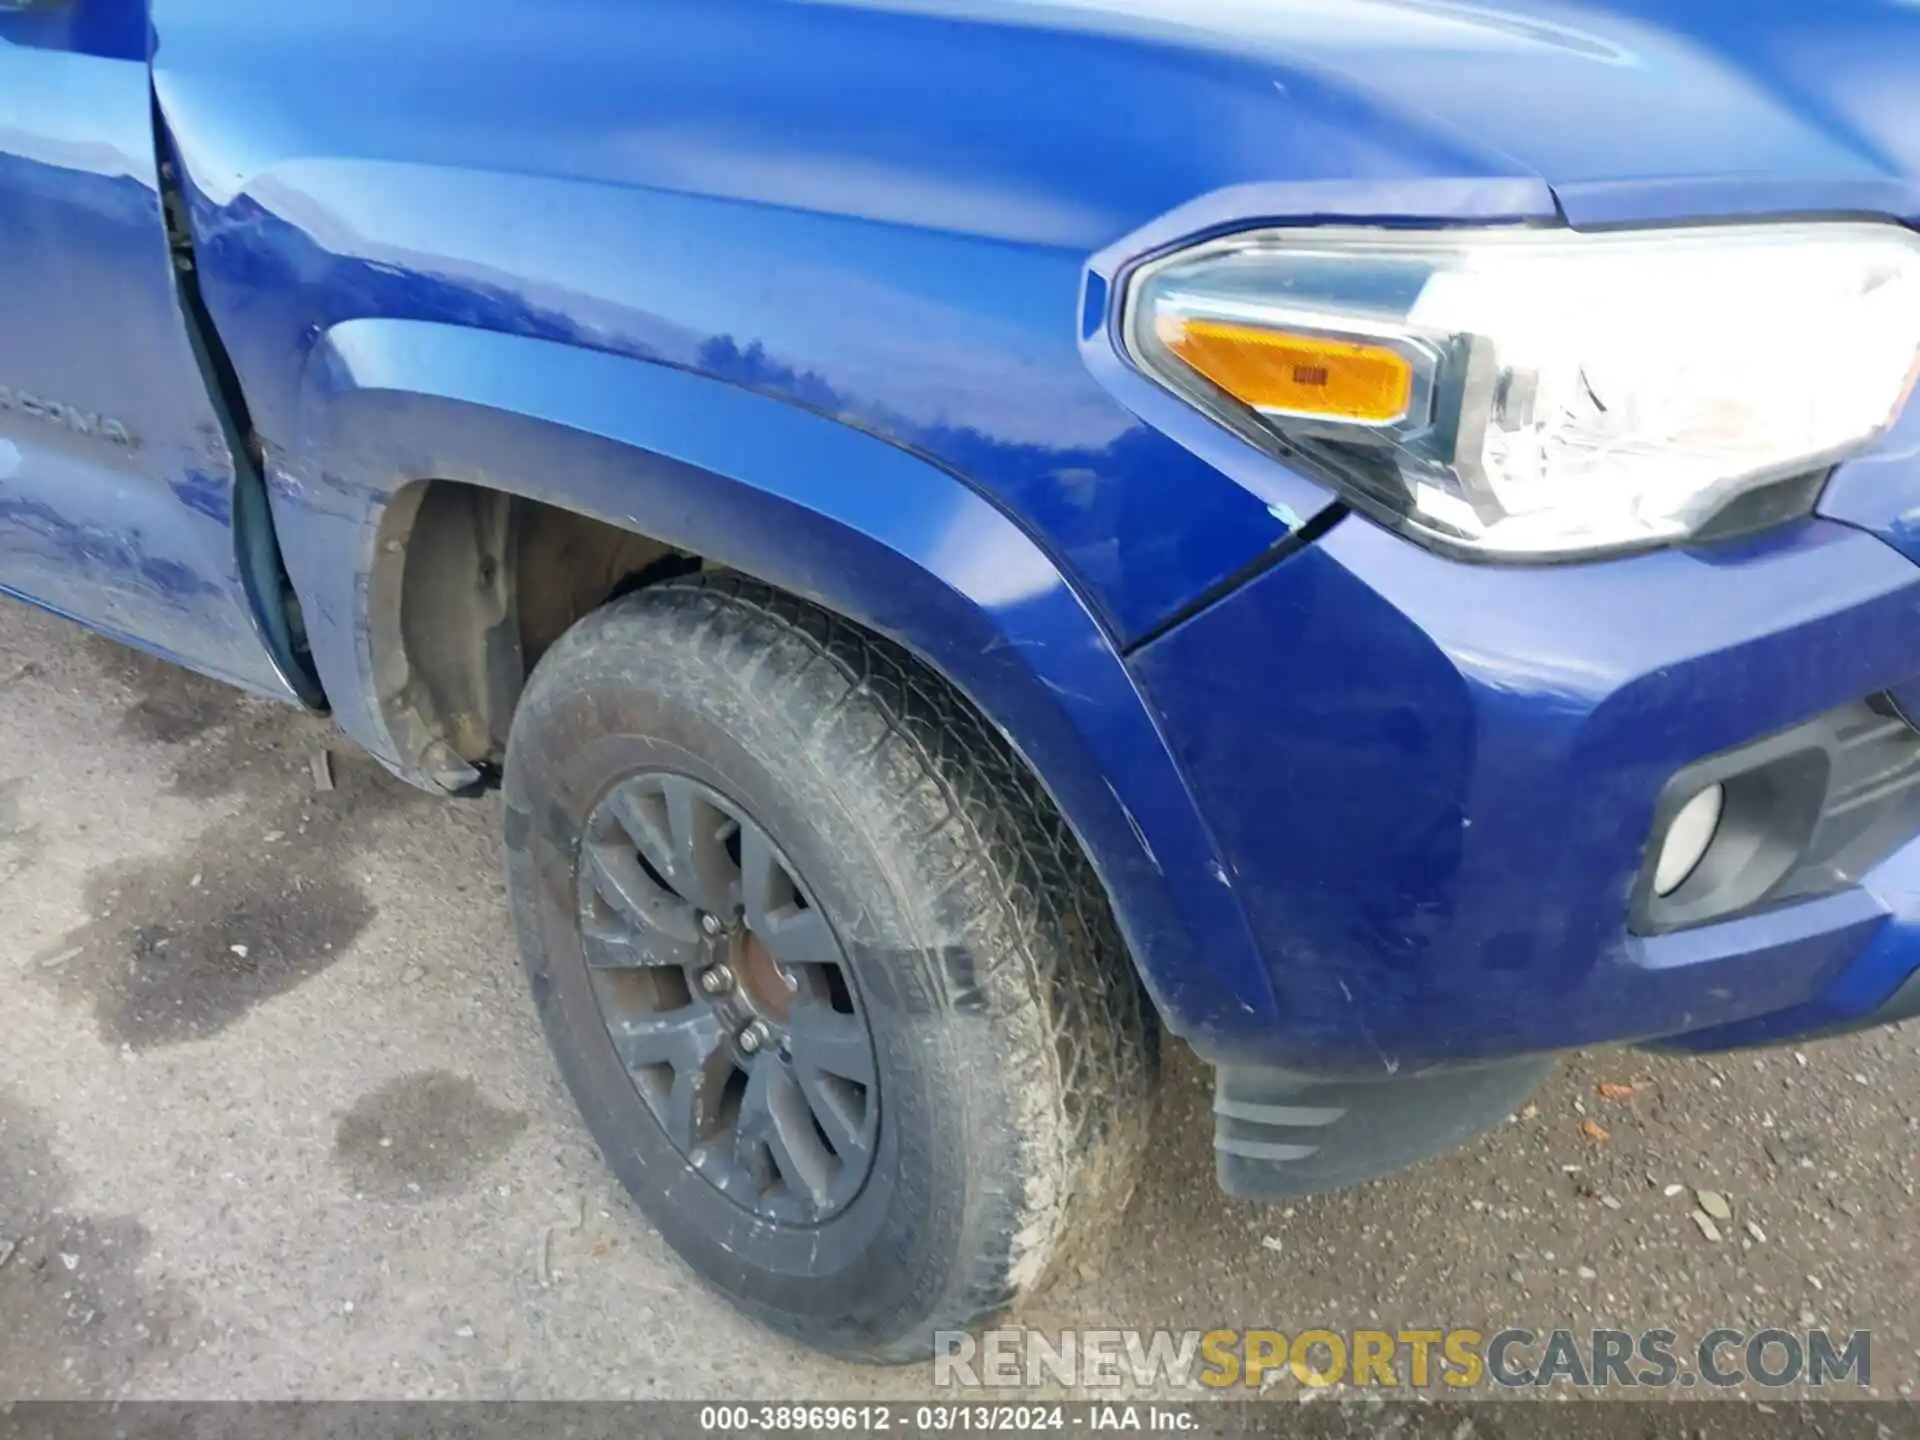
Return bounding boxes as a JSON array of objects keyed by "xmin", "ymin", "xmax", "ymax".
[
  {"xmin": 380, "ymin": 482, "xmax": 1166, "ymax": 1055},
  {"xmin": 373, "ymin": 480, "xmax": 699, "ymax": 789}
]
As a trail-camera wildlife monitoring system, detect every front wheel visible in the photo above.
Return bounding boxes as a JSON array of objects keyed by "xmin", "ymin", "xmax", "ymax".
[{"xmin": 502, "ymin": 576, "xmax": 1158, "ymax": 1362}]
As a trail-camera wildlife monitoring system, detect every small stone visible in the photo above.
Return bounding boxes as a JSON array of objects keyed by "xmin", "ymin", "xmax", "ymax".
[
  {"xmin": 189, "ymin": 873, "xmax": 202, "ymax": 888},
  {"xmin": 229, "ymin": 944, "xmax": 248, "ymax": 959},
  {"xmin": 311, "ymin": 750, "xmax": 336, "ymax": 792},
  {"xmin": 59, "ymin": 1252, "xmax": 78, "ymax": 1272},
  {"xmin": 1795, "ymin": 1052, "xmax": 1808, "ymax": 1067},
  {"xmin": 263, "ymin": 831, "xmax": 285, "ymax": 843},
  {"xmin": 1576, "ymin": 1266, "xmax": 1597, "ymax": 1280},
  {"xmin": 1837, "ymin": 1198, "xmax": 1863, "ymax": 1218},
  {"xmin": 1508, "ymin": 1269, "xmax": 1524, "ymax": 1284},
  {"xmin": 1800, "ymin": 1309, "xmax": 1817, "ymax": 1326},
  {"xmin": 1600, "ymin": 1195, "xmax": 1623, "ymax": 1211},
  {"xmin": 1765, "ymin": 1132, "xmax": 1817, "ymax": 1166},
  {"xmin": 1664, "ymin": 1184, "xmax": 1685, "ymax": 1197},
  {"xmin": 1697, "ymin": 1189, "xmax": 1733, "ymax": 1221},
  {"xmin": 400, "ymin": 964, "xmax": 427, "ymax": 985},
  {"xmin": 454, "ymin": 1324, "xmax": 475, "ymax": 1340},
  {"xmin": 0, "ymin": 1240, "xmax": 14, "ymax": 1269},
  {"xmin": 1519, "ymin": 1103, "xmax": 1539, "ymax": 1121},
  {"xmin": 1691, "ymin": 1211, "xmax": 1723, "ymax": 1243},
  {"xmin": 1808, "ymin": 1274, "xmax": 1824, "ymax": 1291},
  {"xmin": 1745, "ymin": 1220, "xmax": 1767, "ymax": 1244},
  {"xmin": 342, "ymin": 1301, "xmax": 354, "ymax": 1314},
  {"xmin": 1260, "ymin": 1236, "xmax": 1284, "ymax": 1253}
]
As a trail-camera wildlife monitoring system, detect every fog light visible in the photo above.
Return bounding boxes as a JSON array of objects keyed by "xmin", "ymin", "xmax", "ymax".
[{"xmin": 1654, "ymin": 784, "xmax": 1725, "ymax": 896}]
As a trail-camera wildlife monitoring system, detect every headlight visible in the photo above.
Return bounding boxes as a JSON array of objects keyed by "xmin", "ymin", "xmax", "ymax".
[{"xmin": 1125, "ymin": 223, "xmax": 1920, "ymax": 559}]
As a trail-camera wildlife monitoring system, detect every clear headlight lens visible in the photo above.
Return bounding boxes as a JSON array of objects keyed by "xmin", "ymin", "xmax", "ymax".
[{"xmin": 1126, "ymin": 223, "xmax": 1920, "ymax": 559}]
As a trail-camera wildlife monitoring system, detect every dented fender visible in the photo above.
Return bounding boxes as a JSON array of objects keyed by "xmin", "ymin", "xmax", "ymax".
[{"xmin": 278, "ymin": 318, "xmax": 1278, "ymax": 1038}]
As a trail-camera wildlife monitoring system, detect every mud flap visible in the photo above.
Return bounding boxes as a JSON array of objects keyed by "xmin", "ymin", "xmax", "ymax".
[{"xmin": 1214, "ymin": 1055, "xmax": 1555, "ymax": 1199}]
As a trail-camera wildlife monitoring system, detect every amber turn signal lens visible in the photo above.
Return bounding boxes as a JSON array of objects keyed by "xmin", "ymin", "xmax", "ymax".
[{"xmin": 1156, "ymin": 316, "xmax": 1413, "ymax": 424}]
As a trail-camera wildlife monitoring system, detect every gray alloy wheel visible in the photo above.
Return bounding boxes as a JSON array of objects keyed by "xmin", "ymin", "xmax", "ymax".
[{"xmin": 576, "ymin": 770, "xmax": 880, "ymax": 1223}]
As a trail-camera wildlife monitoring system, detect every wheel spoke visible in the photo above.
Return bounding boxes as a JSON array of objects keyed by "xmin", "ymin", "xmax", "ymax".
[
  {"xmin": 607, "ymin": 786, "xmax": 679, "ymax": 893},
  {"xmin": 610, "ymin": 1007, "xmax": 722, "ymax": 1072},
  {"xmin": 611, "ymin": 1010, "xmax": 732, "ymax": 1150},
  {"xmin": 738, "ymin": 823, "xmax": 794, "ymax": 934},
  {"xmin": 580, "ymin": 843, "xmax": 699, "ymax": 967},
  {"xmin": 662, "ymin": 776, "xmax": 740, "ymax": 917},
  {"xmin": 786, "ymin": 1001, "xmax": 875, "ymax": 1088},
  {"xmin": 754, "ymin": 905, "xmax": 837, "ymax": 970},
  {"xmin": 722, "ymin": 1125, "xmax": 776, "ymax": 1202},
  {"xmin": 582, "ymin": 839, "xmax": 656, "ymax": 920},
  {"xmin": 742, "ymin": 1058, "xmax": 835, "ymax": 1207},
  {"xmin": 794, "ymin": 1064, "xmax": 868, "ymax": 1161},
  {"xmin": 662, "ymin": 1036, "xmax": 740, "ymax": 1155},
  {"xmin": 581, "ymin": 919, "xmax": 701, "ymax": 970}
]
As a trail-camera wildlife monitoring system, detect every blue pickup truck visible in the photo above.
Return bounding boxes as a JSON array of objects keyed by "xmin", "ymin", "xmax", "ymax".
[{"xmin": 7, "ymin": 0, "xmax": 1920, "ymax": 1363}]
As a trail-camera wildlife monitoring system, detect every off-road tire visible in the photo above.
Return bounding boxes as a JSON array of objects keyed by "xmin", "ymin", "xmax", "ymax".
[{"xmin": 502, "ymin": 574, "xmax": 1158, "ymax": 1362}]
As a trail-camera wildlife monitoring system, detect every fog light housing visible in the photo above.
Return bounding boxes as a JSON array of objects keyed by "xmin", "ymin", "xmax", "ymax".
[
  {"xmin": 1633, "ymin": 699, "xmax": 1917, "ymax": 936},
  {"xmin": 1654, "ymin": 784, "xmax": 1725, "ymax": 897}
]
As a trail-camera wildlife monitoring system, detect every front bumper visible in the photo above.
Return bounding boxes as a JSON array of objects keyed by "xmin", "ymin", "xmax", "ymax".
[{"xmin": 1130, "ymin": 504, "xmax": 1920, "ymax": 1076}]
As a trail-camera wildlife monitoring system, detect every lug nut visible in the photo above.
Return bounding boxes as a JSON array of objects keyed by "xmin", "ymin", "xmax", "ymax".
[
  {"xmin": 737, "ymin": 1020, "xmax": 770, "ymax": 1055},
  {"xmin": 698, "ymin": 912, "xmax": 725, "ymax": 937},
  {"xmin": 697, "ymin": 963, "xmax": 734, "ymax": 996}
]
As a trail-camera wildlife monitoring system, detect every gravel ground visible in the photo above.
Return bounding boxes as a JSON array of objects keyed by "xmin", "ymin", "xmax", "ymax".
[{"xmin": 0, "ymin": 597, "xmax": 1914, "ymax": 1402}]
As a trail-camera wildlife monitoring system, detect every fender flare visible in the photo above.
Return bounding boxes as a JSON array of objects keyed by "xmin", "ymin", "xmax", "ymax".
[{"xmin": 272, "ymin": 318, "xmax": 1277, "ymax": 1040}]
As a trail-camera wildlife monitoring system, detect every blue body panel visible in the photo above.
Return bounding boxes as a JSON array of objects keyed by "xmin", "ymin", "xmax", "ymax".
[
  {"xmin": 2, "ymin": 0, "xmax": 1919, "ymax": 1068},
  {"xmin": 0, "ymin": 0, "xmax": 296, "ymax": 696},
  {"xmin": 1135, "ymin": 514, "xmax": 1920, "ymax": 1070},
  {"xmin": 148, "ymin": 0, "xmax": 1375, "ymax": 644}
]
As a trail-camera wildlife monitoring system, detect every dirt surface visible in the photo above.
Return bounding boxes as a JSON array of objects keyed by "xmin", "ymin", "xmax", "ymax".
[{"xmin": 0, "ymin": 598, "xmax": 1915, "ymax": 1402}]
